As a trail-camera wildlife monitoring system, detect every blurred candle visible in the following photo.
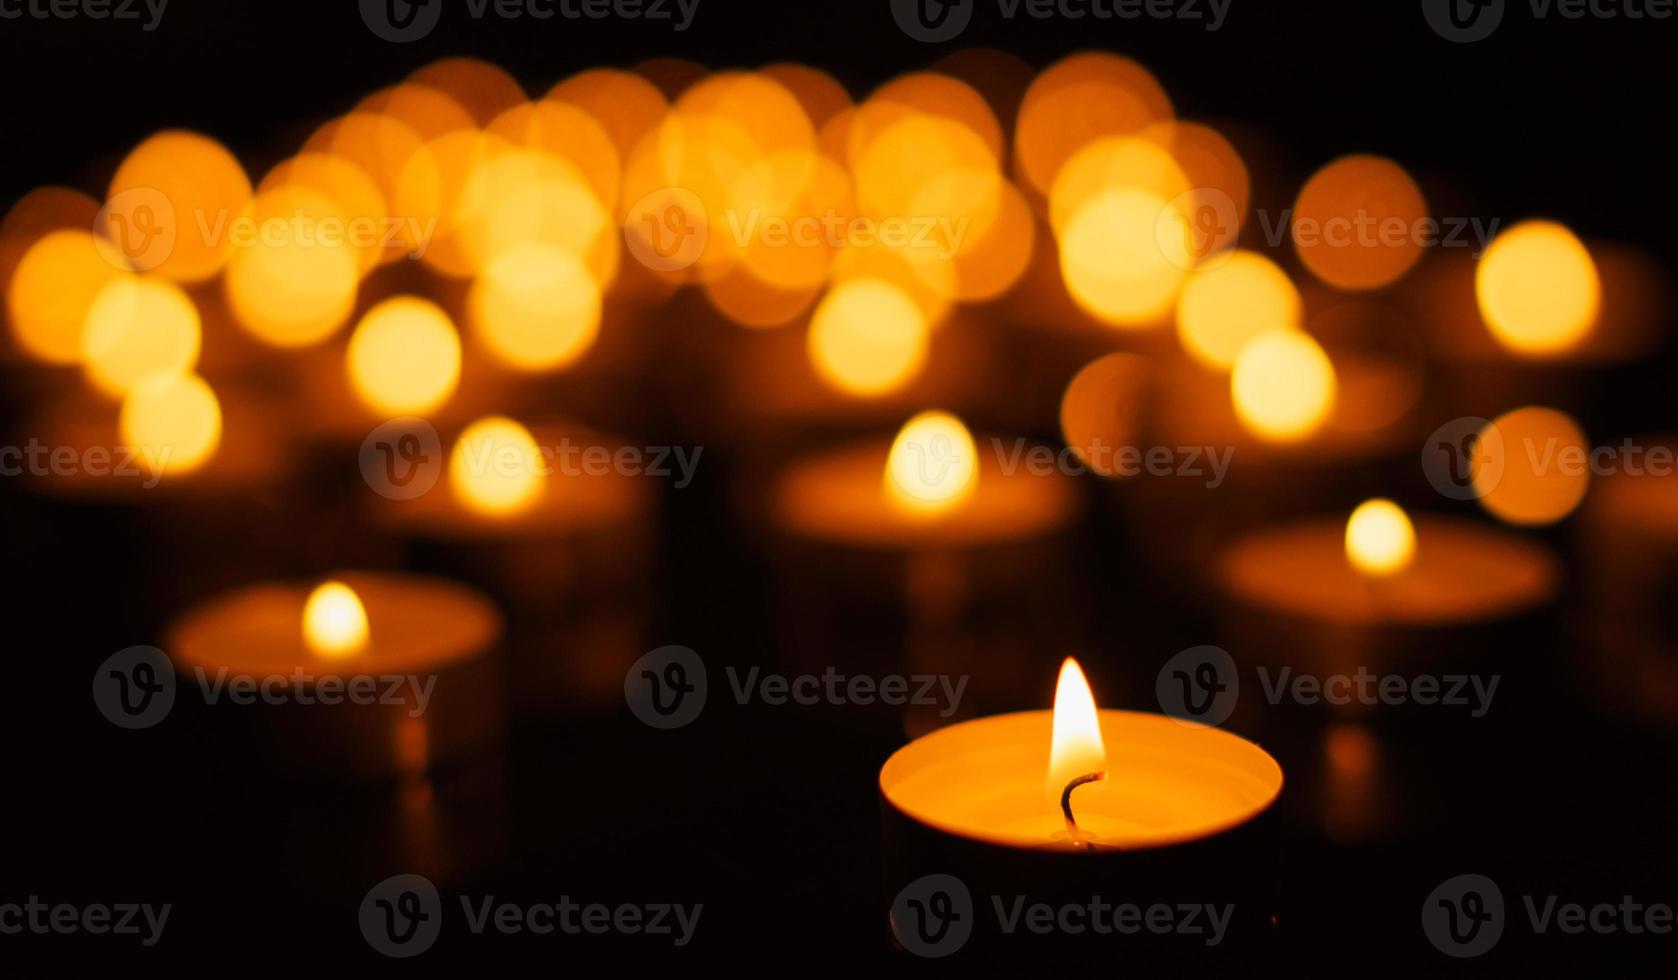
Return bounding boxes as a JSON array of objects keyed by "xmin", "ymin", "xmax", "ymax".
[
  {"xmin": 1215, "ymin": 502, "xmax": 1560, "ymax": 684},
  {"xmin": 767, "ymin": 411, "xmax": 1082, "ymax": 722},
  {"xmin": 166, "ymin": 572, "xmax": 504, "ymax": 779}
]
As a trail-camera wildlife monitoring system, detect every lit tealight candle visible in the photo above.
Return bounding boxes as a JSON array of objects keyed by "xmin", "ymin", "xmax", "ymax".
[
  {"xmin": 880, "ymin": 659, "xmax": 1283, "ymax": 959},
  {"xmin": 373, "ymin": 416, "xmax": 655, "ymax": 713},
  {"xmin": 883, "ymin": 658, "xmax": 1282, "ymax": 851},
  {"xmin": 768, "ymin": 413, "xmax": 1082, "ymax": 721},
  {"xmin": 166, "ymin": 573, "xmax": 504, "ymax": 779},
  {"xmin": 772, "ymin": 411, "xmax": 1075, "ymax": 550},
  {"xmin": 1216, "ymin": 502, "xmax": 1560, "ymax": 678}
]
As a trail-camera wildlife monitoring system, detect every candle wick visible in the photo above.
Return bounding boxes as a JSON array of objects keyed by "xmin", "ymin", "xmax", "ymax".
[{"xmin": 1060, "ymin": 770, "xmax": 1109, "ymax": 850}]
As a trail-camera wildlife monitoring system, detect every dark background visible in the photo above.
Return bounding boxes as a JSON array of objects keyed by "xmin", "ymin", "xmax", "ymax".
[{"xmin": 3, "ymin": 0, "xmax": 1676, "ymax": 973}]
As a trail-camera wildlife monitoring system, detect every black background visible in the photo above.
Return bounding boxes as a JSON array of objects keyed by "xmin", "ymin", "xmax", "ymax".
[{"xmin": 2, "ymin": 0, "xmax": 1676, "ymax": 973}]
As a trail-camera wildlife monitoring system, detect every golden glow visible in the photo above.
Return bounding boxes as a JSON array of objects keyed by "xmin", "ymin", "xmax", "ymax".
[
  {"xmin": 346, "ymin": 296, "xmax": 462, "ymax": 415},
  {"xmin": 1049, "ymin": 136, "xmax": 1188, "ymax": 235},
  {"xmin": 488, "ymin": 100, "xmax": 621, "ymax": 213},
  {"xmin": 105, "ymin": 130, "xmax": 252, "ymax": 282},
  {"xmin": 260, "ymin": 152, "xmax": 390, "ymax": 275},
  {"xmin": 808, "ymin": 278, "xmax": 930, "ymax": 396},
  {"xmin": 1047, "ymin": 657, "xmax": 1107, "ymax": 798},
  {"xmin": 470, "ymin": 242, "xmax": 602, "ymax": 371},
  {"xmin": 1476, "ymin": 220, "xmax": 1600, "ymax": 356},
  {"xmin": 82, "ymin": 276, "xmax": 201, "ymax": 397},
  {"xmin": 849, "ymin": 72, "xmax": 1003, "ymax": 167},
  {"xmin": 449, "ymin": 416, "xmax": 545, "ymax": 517},
  {"xmin": 884, "ymin": 411, "xmax": 979, "ymax": 516},
  {"xmin": 1344, "ymin": 499, "xmax": 1417, "ymax": 578},
  {"xmin": 6, "ymin": 230, "xmax": 130, "ymax": 364},
  {"xmin": 407, "ymin": 57, "xmax": 526, "ymax": 127},
  {"xmin": 546, "ymin": 69, "xmax": 670, "ymax": 173},
  {"xmin": 1231, "ymin": 329, "xmax": 1337, "ymax": 443},
  {"xmin": 302, "ymin": 581, "xmax": 370, "ymax": 659},
  {"xmin": 1474, "ymin": 407, "xmax": 1591, "ymax": 527},
  {"xmin": 1176, "ymin": 250, "xmax": 1303, "ymax": 370},
  {"xmin": 1059, "ymin": 353, "xmax": 1146, "ymax": 478},
  {"xmin": 224, "ymin": 186, "xmax": 359, "ymax": 347},
  {"xmin": 1291, "ymin": 155, "xmax": 1427, "ymax": 291},
  {"xmin": 1059, "ymin": 188, "xmax": 1190, "ymax": 327},
  {"xmin": 119, "ymin": 372, "xmax": 222, "ymax": 478},
  {"xmin": 1014, "ymin": 53, "xmax": 1173, "ymax": 200}
]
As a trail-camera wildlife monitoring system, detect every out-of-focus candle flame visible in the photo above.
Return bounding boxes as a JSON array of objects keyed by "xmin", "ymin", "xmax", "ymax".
[
  {"xmin": 1345, "ymin": 499, "xmax": 1416, "ymax": 578},
  {"xmin": 1476, "ymin": 220, "xmax": 1600, "ymax": 357},
  {"xmin": 346, "ymin": 295, "xmax": 461, "ymax": 415},
  {"xmin": 449, "ymin": 415, "xmax": 545, "ymax": 517},
  {"xmin": 303, "ymin": 581, "xmax": 370, "ymax": 658},
  {"xmin": 119, "ymin": 372, "xmax": 221, "ymax": 478},
  {"xmin": 884, "ymin": 410, "xmax": 978, "ymax": 516},
  {"xmin": 1047, "ymin": 657, "xmax": 1107, "ymax": 797},
  {"xmin": 808, "ymin": 278, "xmax": 929, "ymax": 397},
  {"xmin": 1230, "ymin": 329, "xmax": 1336, "ymax": 443}
]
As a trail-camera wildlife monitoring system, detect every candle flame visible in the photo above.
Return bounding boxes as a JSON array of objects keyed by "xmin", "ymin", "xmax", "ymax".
[
  {"xmin": 1476, "ymin": 220, "xmax": 1599, "ymax": 357},
  {"xmin": 1230, "ymin": 329, "xmax": 1336, "ymax": 444},
  {"xmin": 1345, "ymin": 498, "xmax": 1416, "ymax": 578},
  {"xmin": 303, "ymin": 581, "xmax": 369, "ymax": 658},
  {"xmin": 883, "ymin": 410, "xmax": 978, "ymax": 516},
  {"xmin": 1048, "ymin": 657, "xmax": 1107, "ymax": 796},
  {"xmin": 449, "ymin": 415, "xmax": 546, "ymax": 517}
]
